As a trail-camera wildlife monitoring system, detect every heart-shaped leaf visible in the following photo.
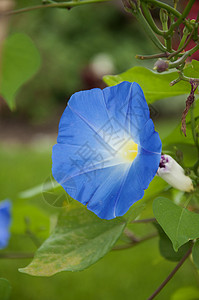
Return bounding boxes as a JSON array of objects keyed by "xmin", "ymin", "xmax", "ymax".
[
  {"xmin": 153, "ymin": 197, "xmax": 199, "ymax": 251},
  {"xmin": 155, "ymin": 223, "xmax": 192, "ymax": 262},
  {"xmin": 0, "ymin": 33, "xmax": 41, "ymax": 109},
  {"xmin": 104, "ymin": 66, "xmax": 191, "ymax": 103}
]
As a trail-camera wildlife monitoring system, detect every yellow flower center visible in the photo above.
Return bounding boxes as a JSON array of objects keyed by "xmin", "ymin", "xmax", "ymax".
[{"xmin": 120, "ymin": 140, "xmax": 138, "ymax": 162}]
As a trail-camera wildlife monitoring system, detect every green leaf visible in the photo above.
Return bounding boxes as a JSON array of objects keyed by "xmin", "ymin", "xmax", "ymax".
[
  {"xmin": 171, "ymin": 286, "xmax": 199, "ymax": 300},
  {"xmin": 133, "ymin": 176, "xmax": 168, "ymax": 220},
  {"xmin": 18, "ymin": 175, "xmax": 73, "ymax": 209},
  {"xmin": 18, "ymin": 180, "xmax": 59, "ymax": 200},
  {"xmin": 163, "ymin": 124, "xmax": 193, "ymax": 146},
  {"xmin": 153, "ymin": 197, "xmax": 199, "ymax": 251},
  {"xmin": 0, "ymin": 33, "xmax": 41, "ymax": 109},
  {"xmin": 155, "ymin": 223, "xmax": 192, "ymax": 262},
  {"xmin": 11, "ymin": 204, "xmax": 49, "ymax": 238},
  {"xmin": 163, "ymin": 143, "xmax": 198, "ymax": 167},
  {"xmin": 143, "ymin": 176, "xmax": 167, "ymax": 201},
  {"xmin": 163, "ymin": 99, "xmax": 199, "ymax": 147},
  {"xmin": 184, "ymin": 60, "xmax": 199, "ymax": 79},
  {"xmin": 192, "ymin": 239, "xmax": 199, "ymax": 269},
  {"xmin": 0, "ymin": 278, "xmax": 11, "ymax": 300},
  {"xmin": 103, "ymin": 67, "xmax": 191, "ymax": 103},
  {"xmin": 19, "ymin": 203, "xmax": 126, "ymax": 276},
  {"xmin": 124, "ymin": 200, "xmax": 146, "ymax": 223}
]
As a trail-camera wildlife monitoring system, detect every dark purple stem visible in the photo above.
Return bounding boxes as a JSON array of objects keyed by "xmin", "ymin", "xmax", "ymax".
[{"xmin": 147, "ymin": 245, "xmax": 193, "ymax": 300}]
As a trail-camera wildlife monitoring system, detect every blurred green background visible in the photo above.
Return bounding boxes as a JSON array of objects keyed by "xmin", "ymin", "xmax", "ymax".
[{"xmin": 0, "ymin": 1, "xmax": 198, "ymax": 299}]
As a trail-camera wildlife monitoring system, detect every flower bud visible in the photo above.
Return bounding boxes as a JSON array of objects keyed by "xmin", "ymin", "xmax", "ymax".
[
  {"xmin": 160, "ymin": 9, "xmax": 168, "ymax": 26},
  {"xmin": 190, "ymin": 19, "xmax": 196, "ymax": 25},
  {"xmin": 153, "ymin": 59, "xmax": 169, "ymax": 73},
  {"xmin": 157, "ymin": 154, "xmax": 194, "ymax": 192},
  {"xmin": 183, "ymin": 25, "xmax": 190, "ymax": 36},
  {"xmin": 122, "ymin": 0, "xmax": 137, "ymax": 11}
]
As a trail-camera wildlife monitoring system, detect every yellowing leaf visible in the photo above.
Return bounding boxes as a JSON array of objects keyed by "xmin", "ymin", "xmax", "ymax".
[{"xmin": 19, "ymin": 203, "xmax": 126, "ymax": 276}]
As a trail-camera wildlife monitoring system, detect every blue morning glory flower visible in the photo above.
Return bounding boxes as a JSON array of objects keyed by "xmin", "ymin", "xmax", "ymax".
[
  {"xmin": 0, "ymin": 200, "xmax": 11, "ymax": 249},
  {"xmin": 52, "ymin": 81, "xmax": 162, "ymax": 220}
]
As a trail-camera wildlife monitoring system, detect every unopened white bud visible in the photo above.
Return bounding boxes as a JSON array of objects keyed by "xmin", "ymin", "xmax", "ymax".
[{"xmin": 157, "ymin": 155, "xmax": 194, "ymax": 192}]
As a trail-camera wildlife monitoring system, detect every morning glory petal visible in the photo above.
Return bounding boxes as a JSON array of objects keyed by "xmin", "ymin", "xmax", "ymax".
[
  {"xmin": 102, "ymin": 81, "xmax": 150, "ymax": 141},
  {"xmin": 106, "ymin": 148, "xmax": 161, "ymax": 217},
  {"xmin": 0, "ymin": 200, "xmax": 11, "ymax": 249},
  {"xmin": 68, "ymin": 88, "xmax": 110, "ymax": 133},
  {"xmin": 78, "ymin": 164, "xmax": 130, "ymax": 219},
  {"xmin": 139, "ymin": 119, "xmax": 162, "ymax": 153},
  {"xmin": 52, "ymin": 143, "xmax": 129, "ymax": 202},
  {"xmin": 52, "ymin": 81, "xmax": 162, "ymax": 219},
  {"xmin": 86, "ymin": 163, "xmax": 144, "ymax": 219},
  {"xmin": 134, "ymin": 148, "xmax": 161, "ymax": 190}
]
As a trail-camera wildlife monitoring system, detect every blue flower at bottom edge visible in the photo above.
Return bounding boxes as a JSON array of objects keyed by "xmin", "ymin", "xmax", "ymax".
[
  {"xmin": 0, "ymin": 200, "xmax": 11, "ymax": 249},
  {"xmin": 52, "ymin": 81, "xmax": 162, "ymax": 220}
]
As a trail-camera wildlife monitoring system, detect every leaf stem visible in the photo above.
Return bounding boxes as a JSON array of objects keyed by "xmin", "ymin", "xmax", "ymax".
[
  {"xmin": 169, "ymin": 44, "xmax": 199, "ymax": 69},
  {"xmin": 165, "ymin": 0, "xmax": 195, "ymax": 38},
  {"xmin": 4, "ymin": 0, "xmax": 110, "ymax": 16},
  {"xmin": 0, "ymin": 253, "xmax": 34, "ymax": 259},
  {"xmin": 177, "ymin": 30, "xmax": 190, "ymax": 53},
  {"xmin": 170, "ymin": 72, "xmax": 199, "ymax": 86},
  {"xmin": 24, "ymin": 217, "xmax": 41, "ymax": 248},
  {"xmin": 142, "ymin": 0, "xmax": 180, "ymax": 18},
  {"xmin": 131, "ymin": 217, "xmax": 156, "ymax": 223},
  {"xmin": 124, "ymin": 228, "xmax": 140, "ymax": 242},
  {"xmin": 141, "ymin": 2, "xmax": 165, "ymax": 36},
  {"xmin": 112, "ymin": 232, "xmax": 158, "ymax": 251},
  {"xmin": 26, "ymin": 228, "xmax": 41, "ymax": 248},
  {"xmin": 147, "ymin": 244, "xmax": 193, "ymax": 300},
  {"xmin": 133, "ymin": 7, "xmax": 166, "ymax": 52},
  {"xmin": 168, "ymin": 27, "xmax": 196, "ymax": 60},
  {"xmin": 142, "ymin": 0, "xmax": 192, "ymax": 33},
  {"xmin": 136, "ymin": 52, "xmax": 170, "ymax": 60}
]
